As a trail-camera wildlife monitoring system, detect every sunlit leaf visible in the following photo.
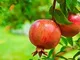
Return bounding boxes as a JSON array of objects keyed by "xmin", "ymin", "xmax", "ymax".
[
  {"xmin": 76, "ymin": 38, "xmax": 80, "ymax": 48},
  {"xmin": 73, "ymin": 51, "xmax": 80, "ymax": 60},
  {"xmin": 47, "ymin": 48, "xmax": 55, "ymax": 58},
  {"xmin": 60, "ymin": 46, "xmax": 66, "ymax": 52},
  {"xmin": 56, "ymin": 56, "xmax": 67, "ymax": 60},
  {"xmin": 61, "ymin": 36, "xmax": 68, "ymax": 46},
  {"xmin": 66, "ymin": 37, "xmax": 73, "ymax": 46}
]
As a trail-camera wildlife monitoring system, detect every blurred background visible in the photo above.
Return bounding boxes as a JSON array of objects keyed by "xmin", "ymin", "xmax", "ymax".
[
  {"xmin": 0, "ymin": 0, "xmax": 52, "ymax": 60},
  {"xmin": 0, "ymin": 0, "xmax": 80, "ymax": 60}
]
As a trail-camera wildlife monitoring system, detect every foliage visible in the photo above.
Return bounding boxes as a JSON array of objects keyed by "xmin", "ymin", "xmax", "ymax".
[
  {"xmin": 0, "ymin": 0, "xmax": 51, "ymax": 29},
  {"xmin": 41, "ymin": 0, "xmax": 80, "ymax": 60},
  {"xmin": 50, "ymin": 0, "xmax": 80, "ymax": 25}
]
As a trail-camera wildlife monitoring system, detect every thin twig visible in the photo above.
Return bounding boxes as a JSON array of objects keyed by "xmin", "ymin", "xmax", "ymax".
[
  {"xmin": 52, "ymin": 0, "xmax": 57, "ymax": 20},
  {"xmin": 53, "ymin": 0, "xmax": 56, "ymax": 11}
]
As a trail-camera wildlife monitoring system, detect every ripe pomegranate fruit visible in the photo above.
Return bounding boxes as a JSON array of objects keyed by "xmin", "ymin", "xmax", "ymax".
[
  {"xmin": 59, "ymin": 13, "xmax": 80, "ymax": 37},
  {"xmin": 29, "ymin": 19, "xmax": 61, "ymax": 57}
]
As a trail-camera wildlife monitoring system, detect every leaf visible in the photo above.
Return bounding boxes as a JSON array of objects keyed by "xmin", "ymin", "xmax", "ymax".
[
  {"xmin": 66, "ymin": 0, "xmax": 79, "ymax": 13},
  {"xmin": 71, "ymin": 0, "xmax": 77, "ymax": 6},
  {"xmin": 60, "ymin": 0, "xmax": 68, "ymax": 16},
  {"xmin": 76, "ymin": 38, "xmax": 80, "ymax": 48},
  {"xmin": 66, "ymin": 0, "xmax": 77, "ymax": 10},
  {"xmin": 56, "ymin": 56, "xmax": 67, "ymax": 60},
  {"xmin": 59, "ymin": 42, "xmax": 64, "ymax": 46},
  {"xmin": 53, "ymin": 9, "xmax": 72, "ymax": 25},
  {"xmin": 47, "ymin": 48, "xmax": 54, "ymax": 58},
  {"xmin": 67, "ymin": 58, "xmax": 73, "ymax": 60},
  {"xmin": 61, "ymin": 36, "xmax": 68, "ymax": 46},
  {"xmin": 66, "ymin": 37, "xmax": 73, "ymax": 46},
  {"xmin": 76, "ymin": 1, "xmax": 80, "ymax": 12},
  {"xmin": 73, "ymin": 51, "xmax": 80, "ymax": 60},
  {"xmin": 77, "ymin": 57, "xmax": 80, "ymax": 60},
  {"xmin": 60, "ymin": 46, "xmax": 67, "ymax": 52},
  {"xmin": 72, "ymin": 6, "xmax": 80, "ymax": 13},
  {"xmin": 66, "ymin": 0, "xmax": 72, "ymax": 10},
  {"xmin": 42, "ymin": 55, "xmax": 54, "ymax": 60}
]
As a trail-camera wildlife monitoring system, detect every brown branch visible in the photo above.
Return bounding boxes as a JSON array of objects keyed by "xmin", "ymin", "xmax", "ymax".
[
  {"xmin": 53, "ymin": 0, "xmax": 56, "ymax": 11},
  {"xmin": 52, "ymin": 0, "xmax": 57, "ymax": 21}
]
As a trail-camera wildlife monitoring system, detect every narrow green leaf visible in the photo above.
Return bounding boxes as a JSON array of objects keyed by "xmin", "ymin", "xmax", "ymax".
[
  {"xmin": 61, "ymin": 36, "xmax": 68, "ymax": 46},
  {"xmin": 66, "ymin": 0, "xmax": 78, "ymax": 13},
  {"xmin": 47, "ymin": 48, "xmax": 54, "ymax": 58},
  {"xmin": 56, "ymin": 56, "xmax": 67, "ymax": 60},
  {"xmin": 60, "ymin": 46, "xmax": 66, "ymax": 52},
  {"xmin": 45, "ymin": 58, "xmax": 53, "ymax": 60},
  {"xmin": 66, "ymin": 0, "xmax": 72, "ymax": 10},
  {"xmin": 59, "ymin": 42, "xmax": 64, "ymax": 46},
  {"xmin": 67, "ymin": 58, "xmax": 73, "ymax": 60},
  {"xmin": 72, "ymin": 0, "xmax": 77, "ymax": 6},
  {"xmin": 77, "ymin": 1, "xmax": 80, "ymax": 6},
  {"xmin": 73, "ymin": 51, "xmax": 80, "ymax": 60},
  {"xmin": 60, "ymin": 0, "xmax": 68, "ymax": 16},
  {"xmin": 66, "ymin": 0, "xmax": 77, "ymax": 9},
  {"xmin": 53, "ymin": 9, "xmax": 72, "ymax": 25},
  {"xmin": 76, "ymin": 1, "xmax": 80, "ymax": 12},
  {"xmin": 76, "ymin": 38, "xmax": 80, "ymax": 48},
  {"xmin": 67, "ymin": 37, "xmax": 73, "ymax": 46},
  {"xmin": 77, "ymin": 57, "xmax": 80, "ymax": 60},
  {"xmin": 72, "ymin": 6, "xmax": 80, "ymax": 13}
]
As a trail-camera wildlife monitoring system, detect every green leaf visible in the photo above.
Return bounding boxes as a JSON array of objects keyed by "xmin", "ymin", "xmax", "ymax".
[
  {"xmin": 66, "ymin": 0, "xmax": 72, "ymax": 10},
  {"xmin": 57, "ymin": 0, "xmax": 64, "ymax": 4},
  {"xmin": 53, "ymin": 9, "xmax": 72, "ymax": 25},
  {"xmin": 77, "ymin": 57, "xmax": 80, "ymax": 60},
  {"xmin": 71, "ymin": 0, "xmax": 77, "ymax": 6},
  {"xmin": 66, "ymin": 0, "xmax": 77, "ymax": 9},
  {"xmin": 60, "ymin": 46, "xmax": 66, "ymax": 52},
  {"xmin": 67, "ymin": 58, "xmax": 73, "ymax": 60},
  {"xmin": 66, "ymin": 0, "xmax": 79, "ymax": 13},
  {"xmin": 60, "ymin": 0, "xmax": 68, "ymax": 16},
  {"xmin": 76, "ymin": 1, "xmax": 80, "ymax": 12},
  {"xmin": 47, "ymin": 48, "xmax": 54, "ymax": 58},
  {"xmin": 73, "ymin": 51, "xmax": 80, "ymax": 60},
  {"xmin": 61, "ymin": 36, "xmax": 68, "ymax": 46},
  {"xmin": 59, "ymin": 42, "xmax": 64, "ymax": 46},
  {"xmin": 56, "ymin": 56, "xmax": 67, "ymax": 60},
  {"xmin": 76, "ymin": 38, "xmax": 80, "ymax": 48},
  {"xmin": 72, "ymin": 6, "xmax": 80, "ymax": 13},
  {"xmin": 66, "ymin": 37, "xmax": 73, "ymax": 46}
]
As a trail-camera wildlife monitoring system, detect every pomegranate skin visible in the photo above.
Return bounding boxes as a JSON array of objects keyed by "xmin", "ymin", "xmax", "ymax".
[
  {"xmin": 59, "ymin": 13, "xmax": 80, "ymax": 37},
  {"xmin": 29, "ymin": 19, "xmax": 61, "ymax": 49}
]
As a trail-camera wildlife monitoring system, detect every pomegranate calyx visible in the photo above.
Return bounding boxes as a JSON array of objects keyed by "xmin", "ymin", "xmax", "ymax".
[{"xmin": 32, "ymin": 47, "xmax": 47, "ymax": 57}]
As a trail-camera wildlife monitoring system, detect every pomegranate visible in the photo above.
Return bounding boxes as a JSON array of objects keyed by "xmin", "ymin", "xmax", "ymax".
[
  {"xmin": 59, "ymin": 13, "xmax": 80, "ymax": 37},
  {"xmin": 29, "ymin": 19, "xmax": 61, "ymax": 57}
]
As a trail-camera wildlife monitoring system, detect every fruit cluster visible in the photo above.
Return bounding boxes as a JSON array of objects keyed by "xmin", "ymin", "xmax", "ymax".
[{"xmin": 29, "ymin": 13, "xmax": 80, "ymax": 57}]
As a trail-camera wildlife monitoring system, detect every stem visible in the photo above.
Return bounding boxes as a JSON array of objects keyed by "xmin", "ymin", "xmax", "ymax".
[
  {"xmin": 53, "ymin": 0, "xmax": 57, "ymax": 11},
  {"xmin": 52, "ymin": 0, "xmax": 57, "ymax": 20}
]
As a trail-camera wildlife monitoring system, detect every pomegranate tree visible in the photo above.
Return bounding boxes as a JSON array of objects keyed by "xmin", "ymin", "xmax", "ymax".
[
  {"xmin": 59, "ymin": 13, "xmax": 80, "ymax": 37},
  {"xmin": 29, "ymin": 19, "xmax": 61, "ymax": 57}
]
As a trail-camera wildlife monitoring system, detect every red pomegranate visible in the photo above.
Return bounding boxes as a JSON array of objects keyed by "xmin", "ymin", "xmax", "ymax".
[
  {"xmin": 29, "ymin": 19, "xmax": 61, "ymax": 57},
  {"xmin": 59, "ymin": 13, "xmax": 80, "ymax": 37}
]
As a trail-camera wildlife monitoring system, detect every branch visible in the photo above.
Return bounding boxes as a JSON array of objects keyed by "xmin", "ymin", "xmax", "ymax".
[
  {"xmin": 52, "ymin": 0, "xmax": 57, "ymax": 20},
  {"xmin": 53, "ymin": 0, "xmax": 57, "ymax": 11}
]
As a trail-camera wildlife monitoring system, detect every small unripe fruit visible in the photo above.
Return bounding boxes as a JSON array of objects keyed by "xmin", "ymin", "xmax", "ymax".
[
  {"xmin": 59, "ymin": 13, "xmax": 80, "ymax": 37},
  {"xmin": 29, "ymin": 19, "xmax": 61, "ymax": 56}
]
